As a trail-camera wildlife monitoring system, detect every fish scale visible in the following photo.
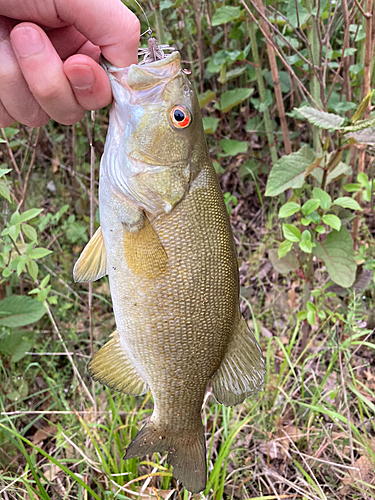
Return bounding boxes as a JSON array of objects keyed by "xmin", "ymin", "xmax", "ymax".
[{"xmin": 73, "ymin": 47, "xmax": 265, "ymax": 493}]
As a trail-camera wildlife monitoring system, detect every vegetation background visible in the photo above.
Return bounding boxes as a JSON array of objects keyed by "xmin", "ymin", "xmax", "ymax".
[{"xmin": 1, "ymin": 0, "xmax": 375, "ymax": 498}]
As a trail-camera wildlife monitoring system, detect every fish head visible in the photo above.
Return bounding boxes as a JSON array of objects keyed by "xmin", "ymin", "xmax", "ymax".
[{"xmin": 102, "ymin": 51, "xmax": 205, "ymax": 216}]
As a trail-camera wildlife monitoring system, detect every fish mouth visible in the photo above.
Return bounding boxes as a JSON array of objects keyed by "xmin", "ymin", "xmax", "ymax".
[{"xmin": 101, "ymin": 50, "xmax": 182, "ymax": 92}]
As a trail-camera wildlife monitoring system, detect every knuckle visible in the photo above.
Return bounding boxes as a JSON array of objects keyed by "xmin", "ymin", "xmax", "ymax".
[{"xmin": 34, "ymin": 80, "xmax": 63, "ymax": 103}]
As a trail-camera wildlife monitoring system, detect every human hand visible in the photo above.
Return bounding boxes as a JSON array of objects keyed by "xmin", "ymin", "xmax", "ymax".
[{"xmin": 0, "ymin": 0, "xmax": 140, "ymax": 127}]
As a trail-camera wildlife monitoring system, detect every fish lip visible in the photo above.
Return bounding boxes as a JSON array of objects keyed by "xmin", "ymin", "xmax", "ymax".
[{"xmin": 100, "ymin": 51, "xmax": 181, "ymax": 73}]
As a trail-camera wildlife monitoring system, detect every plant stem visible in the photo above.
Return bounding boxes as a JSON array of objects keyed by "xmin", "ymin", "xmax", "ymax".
[
  {"xmin": 247, "ymin": 20, "xmax": 278, "ymax": 165},
  {"xmin": 251, "ymin": 0, "xmax": 292, "ymax": 155},
  {"xmin": 305, "ymin": 0, "xmax": 322, "ymax": 154},
  {"xmin": 352, "ymin": 0, "xmax": 373, "ymax": 249}
]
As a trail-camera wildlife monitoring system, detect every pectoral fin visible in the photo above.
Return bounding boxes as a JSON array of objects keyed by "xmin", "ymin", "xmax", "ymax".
[
  {"xmin": 73, "ymin": 227, "xmax": 107, "ymax": 283},
  {"xmin": 123, "ymin": 213, "xmax": 168, "ymax": 279},
  {"xmin": 88, "ymin": 330, "xmax": 148, "ymax": 396},
  {"xmin": 211, "ymin": 316, "xmax": 265, "ymax": 406}
]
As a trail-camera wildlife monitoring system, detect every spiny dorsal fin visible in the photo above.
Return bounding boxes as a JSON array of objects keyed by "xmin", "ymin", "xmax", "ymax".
[
  {"xmin": 73, "ymin": 227, "xmax": 107, "ymax": 283},
  {"xmin": 123, "ymin": 214, "xmax": 168, "ymax": 279},
  {"xmin": 211, "ymin": 316, "xmax": 265, "ymax": 406},
  {"xmin": 88, "ymin": 330, "xmax": 148, "ymax": 396}
]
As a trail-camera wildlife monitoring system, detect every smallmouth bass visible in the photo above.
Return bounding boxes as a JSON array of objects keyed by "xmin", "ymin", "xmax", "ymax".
[{"xmin": 74, "ymin": 41, "xmax": 265, "ymax": 493}]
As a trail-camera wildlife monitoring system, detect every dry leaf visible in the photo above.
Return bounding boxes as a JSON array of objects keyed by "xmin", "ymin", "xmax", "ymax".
[
  {"xmin": 43, "ymin": 464, "xmax": 61, "ymax": 482},
  {"xmin": 341, "ymin": 454, "xmax": 375, "ymax": 495},
  {"xmin": 52, "ymin": 153, "xmax": 59, "ymax": 174},
  {"xmin": 288, "ymin": 286, "xmax": 299, "ymax": 309},
  {"xmin": 33, "ymin": 425, "xmax": 57, "ymax": 445}
]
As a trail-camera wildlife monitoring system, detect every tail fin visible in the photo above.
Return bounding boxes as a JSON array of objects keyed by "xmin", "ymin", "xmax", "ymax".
[{"xmin": 124, "ymin": 421, "xmax": 206, "ymax": 493}]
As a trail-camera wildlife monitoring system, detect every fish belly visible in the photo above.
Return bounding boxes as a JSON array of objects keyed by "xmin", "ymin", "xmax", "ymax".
[{"xmin": 99, "ymin": 165, "xmax": 238, "ymax": 433}]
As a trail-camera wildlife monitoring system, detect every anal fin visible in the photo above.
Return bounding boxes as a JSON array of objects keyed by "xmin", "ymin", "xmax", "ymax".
[
  {"xmin": 88, "ymin": 330, "xmax": 148, "ymax": 396},
  {"xmin": 123, "ymin": 213, "xmax": 168, "ymax": 279},
  {"xmin": 212, "ymin": 316, "xmax": 265, "ymax": 406},
  {"xmin": 73, "ymin": 226, "xmax": 107, "ymax": 283}
]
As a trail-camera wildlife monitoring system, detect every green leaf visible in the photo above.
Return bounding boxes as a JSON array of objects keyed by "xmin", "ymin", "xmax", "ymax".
[
  {"xmin": 278, "ymin": 240, "xmax": 293, "ymax": 258},
  {"xmin": 17, "ymin": 256, "xmax": 27, "ymax": 276},
  {"xmin": 343, "ymin": 116, "xmax": 375, "ymax": 133},
  {"xmin": 295, "ymin": 106, "xmax": 345, "ymax": 130},
  {"xmin": 297, "ymin": 311, "xmax": 308, "ymax": 321},
  {"xmin": 286, "ymin": 0, "xmax": 310, "ymax": 27},
  {"xmin": 347, "ymin": 126, "xmax": 375, "ymax": 144},
  {"xmin": 10, "ymin": 211, "xmax": 20, "ymax": 225},
  {"xmin": 278, "ymin": 202, "xmax": 300, "ymax": 218},
  {"xmin": 322, "ymin": 214, "xmax": 341, "ymax": 231},
  {"xmin": 311, "ymin": 161, "xmax": 352, "ymax": 185},
  {"xmin": 299, "ymin": 230, "xmax": 313, "ymax": 253},
  {"xmin": 351, "ymin": 90, "xmax": 374, "ymax": 123},
  {"xmin": 220, "ymin": 139, "xmax": 247, "ymax": 155},
  {"xmin": 22, "ymin": 224, "xmax": 37, "ymax": 242},
  {"xmin": 301, "ymin": 218, "xmax": 311, "ymax": 226},
  {"xmin": 357, "ymin": 172, "xmax": 369, "ymax": 186},
  {"xmin": 314, "ymin": 227, "xmax": 356, "ymax": 287},
  {"xmin": 202, "ymin": 117, "xmax": 220, "ymax": 134},
  {"xmin": 29, "ymin": 247, "xmax": 52, "ymax": 259},
  {"xmin": 0, "ymin": 167, "xmax": 12, "ymax": 178},
  {"xmin": 316, "ymin": 225, "xmax": 326, "ymax": 234},
  {"xmin": 219, "ymin": 88, "xmax": 254, "ymax": 113},
  {"xmin": 307, "ymin": 310, "xmax": 316, "ymax": 325},
  {"xmin": 19, "ymin": 208, "xmax": 43, "ymax": 223},
  {"xmin": 333, "ymin": 197, "xmax": 362, "ymax": 211},
  {"xmin": 269, "ymin": 247, "xmax": 299, "ymax": 273},
  {"xmin": 343, "ymin": 183, "xmax": 362, "ymax": 193},
  {"xmin": 0, "ymin": 295, "xmax": 47, "ymax": 327},
  {"xmin": 312, "ymin": 187, "xmax": 331, "ymax": 210},
  {"xmin": 8, "ymin": 224, "xmax": 20, "ymax": 241},
  {"xmin": 0, "ymin": 181, "xmax": 10, "ymax": 202},
  {"xmin": 198, "ymin": 90, "xmax": 216, "ymax": 109},
  {"xmin": 27, "ymin": 260, "xmax": 39, "ymax": 282},
  {"xmin": 212, "ymin": 6, "xmax": 242, "ymax": 26},
  {"xmin": 306, "ymin": 301, "xmax": 316, "ymax": 312},
  {"xmin": 302, "ymin": 199, "xmax": 320, "ymax": 216},
  {"xmin": 282, "ymin": 224, "xmax": 301, "ymax": 242},
  {"xmin": 265, "ymin": 145, "xmax": 316, "ymax": 196},
  {"xmin": 0, "ymin": 330, "xmax": 35, "ymax": 362}
]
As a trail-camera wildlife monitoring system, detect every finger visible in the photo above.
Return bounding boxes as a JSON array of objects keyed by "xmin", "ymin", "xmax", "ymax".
[
  {"xmin": 10, "ymin": 23, "xmax": 86, "ymax": 125},
  {"xmin": 55, "ymin": 0, "xmax": 140, "ymax": 67},
  {"xmin": 0, "ymin": 100, "xmax": 15, "ymax": 128},
  {"xmin": 45, "ymin": 25, "xmax": 89, "ymax": 60},
  {"xmin": 64, "ymin": 54, "xmax": 112, "ymax": 111},
  {"xmin": 0, "ymin": 0, "xmax": 140, "ymax": 67},
  {"xmin": 0, "ymin": 17, "xmax": 50, "ymax": 127}
]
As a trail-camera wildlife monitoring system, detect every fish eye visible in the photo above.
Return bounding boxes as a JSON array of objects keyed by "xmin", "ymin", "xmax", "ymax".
[{"xmin": 170, "ymin": 106, "xmax": 191, "ymax": 129}]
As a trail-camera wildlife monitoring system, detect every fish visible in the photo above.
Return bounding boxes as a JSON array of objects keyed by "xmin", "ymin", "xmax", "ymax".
[{"xmin": 73, "ymin": 39, "xmax": 265, "ymax": 494}]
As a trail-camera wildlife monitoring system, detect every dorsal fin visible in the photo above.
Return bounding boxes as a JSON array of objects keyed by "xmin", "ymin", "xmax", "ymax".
[
  {"xmin": 73, "ymin": 227, "xmax": 107, "ymax": 283},
  {"xmin": 88, "ymin": 330, "xmax": 148, "ymax": 396},
  {"xmin": 123, "ymin": 214, "xmax": 168, "ymax": 279}
]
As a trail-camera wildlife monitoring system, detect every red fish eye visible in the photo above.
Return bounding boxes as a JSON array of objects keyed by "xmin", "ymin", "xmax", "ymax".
[{"xmin": 171, "ymin": 106, "xmax": 191, "ymax": 128}]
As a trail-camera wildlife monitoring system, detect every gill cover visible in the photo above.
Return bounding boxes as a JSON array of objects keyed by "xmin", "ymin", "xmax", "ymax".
[{"xmin": 101, "ymin": 52, "xmax": 201, "ymax": 217}]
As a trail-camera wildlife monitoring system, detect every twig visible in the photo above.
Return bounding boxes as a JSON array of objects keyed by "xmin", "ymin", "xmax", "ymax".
[
  {"xmin": 241, "ymin": 0, "xmax": 319, "ymax": 108},
  {"xmin": 17, "ymin": 128, "xmax": 40, "ymax": 211},
  {"xmin": 45, "ymin": 302, "xmax": 96, "ymax": 408},
  {"xmin": 89, "ymin": 110, "xmax": 97, "ymax": 418},
  {"xmin": 1, "ymin": 127, "xmax": 22, "ymax": 189}
]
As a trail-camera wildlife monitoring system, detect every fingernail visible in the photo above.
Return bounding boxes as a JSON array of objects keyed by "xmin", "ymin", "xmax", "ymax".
[
  {"xmin": 65, "ymin": 65, "xmax": 95, "ymax": 90},
  {"xmin": 11, "ymin": 26, "xmax": 44, "ymax": 57}
]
